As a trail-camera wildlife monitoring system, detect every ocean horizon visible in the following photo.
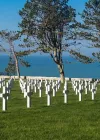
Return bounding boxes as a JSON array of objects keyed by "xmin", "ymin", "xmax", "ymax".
[{"xmin": 0, "ymin": 55, "xmax": 100, "ymax": 78}]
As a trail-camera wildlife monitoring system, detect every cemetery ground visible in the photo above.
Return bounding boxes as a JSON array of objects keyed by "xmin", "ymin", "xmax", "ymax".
[{"xmin": 0, "ymin": 81, "xmax": 100, "ymax": 140}]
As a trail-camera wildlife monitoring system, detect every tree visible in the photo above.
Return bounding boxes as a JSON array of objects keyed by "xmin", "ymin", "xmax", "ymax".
[
  {"xmin": 19, "ymin": 0, "xmax": 93, "ymax": 83},
  {"xmin": 77, "ymin": 0, "xmax": 100, "ymax": 61},
  {"xmin": 0, "ymin": 30, "xmax": 31, "ymax": 77},
  {"xmin": 19, "ymin": 0, "xmax": 75, "ymax": 83}
]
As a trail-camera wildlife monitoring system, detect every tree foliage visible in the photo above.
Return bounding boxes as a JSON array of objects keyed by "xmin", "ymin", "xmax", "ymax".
[
  {"xmin": 5, "ymin": 56, "xmax": 16, "ymax": 76},
  {"xmin": 0, "ymin": 30, "xmax": 30, "ymax": 76},
  {"xmin": 76, "ymin": 0, "xmax": 100, "ymax": 61}
]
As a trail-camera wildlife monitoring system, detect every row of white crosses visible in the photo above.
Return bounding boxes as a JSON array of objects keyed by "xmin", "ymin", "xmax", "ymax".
[
  {"xmin": 19, "ymin": 78, "xmax": 32, "ymax": 108},
  {"xmin": 71, "ymin": 79, "xmax": 98, "ymax": 101},
  {"xmin": 44, "ymin": 79, "xmax": 61, "ymax": 106},
  {"xmin": 27, "ymin": 79, "xmax": 37, "ymax": 93},
  {"xmin": 30, "ymin": 79, "xmax": 61, "ymax": 105},
  {"xmin": 26, "ymin": 78, "xmax": 61, "ymax": 106},
  {"xmin": 0, "ymin": 78, "xmax": 13, "ymax": 111},
  {"xmin": 28, "ymin": 79, "xmax": 43, "ymax": 97},
  {"xmin": 72, "ymin": 80, "xmax": 85, "ymax": 100}
]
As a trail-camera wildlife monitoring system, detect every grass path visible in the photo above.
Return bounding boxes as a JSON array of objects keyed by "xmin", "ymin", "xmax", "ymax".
[{"xmin": 0, "ymin": 81, "xmax": 100, "ymax": 139}]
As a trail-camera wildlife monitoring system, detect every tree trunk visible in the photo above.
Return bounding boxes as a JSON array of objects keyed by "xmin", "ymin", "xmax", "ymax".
[
  {"xmin": 50, "ymin": 50, "xmax": 65, "ymax": 83},
  {"xmin": 16, "ymin": 60, "xmax": 20, "ymax": 78},
  {"xmin": 9, "ymin": 42, "xmax": 20, "ymax": 78},
  {"xmin": 57, "ymin": 64, "xmax": 65, "ymax": 83}
]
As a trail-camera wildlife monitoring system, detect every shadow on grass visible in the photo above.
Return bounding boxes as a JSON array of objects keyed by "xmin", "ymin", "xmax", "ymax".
[{"xmin": 0, "ymin": 111, "xmax": 11, "ymax": 114}]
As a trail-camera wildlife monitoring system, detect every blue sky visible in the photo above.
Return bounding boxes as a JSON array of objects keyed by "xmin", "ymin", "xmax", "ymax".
[{"xmin": 0, "ymin": 0, "xmax": 87, "ymax": 31}]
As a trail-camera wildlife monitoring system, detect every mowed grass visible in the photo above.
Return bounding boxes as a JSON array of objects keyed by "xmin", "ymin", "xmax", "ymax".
[{"xmin": 0, "ymin": 81, "xmax": 100, "ymax": 140}]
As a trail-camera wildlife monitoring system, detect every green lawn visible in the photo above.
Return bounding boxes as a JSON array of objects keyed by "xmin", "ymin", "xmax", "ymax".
[{"xmin": 0, "ymin": 81, "xmax": 100, "ymax": 140}]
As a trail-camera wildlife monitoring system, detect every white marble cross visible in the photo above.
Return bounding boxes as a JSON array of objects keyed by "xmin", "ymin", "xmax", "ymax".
[
  {"xmin": 38, "ymin": 81, "xmax": 42, "ymax": 97},
  {"xmin": 91, "ymin": 83, "xmax": 96, "ymax": 100},
  {"xmin": 24, "ymin": 85, "xmax": 32, "ymax": 108},
  {"xmin": 84, "ymin": 81, "xmax": 88, "ymax": 94},
  {"xmin": 78, "ymin": 84, "xmax": 82, "ymax": 101},
  {"xmin": 47, "ymin": 85, "xmax": 51, "ymax": 106},
  {"xmin": 52, "ymin": 82, "xmax": 56, "ymax": 97},
  {"xmin": 63, "ymin": 90, "xmax": 68, "ymax": 104}
]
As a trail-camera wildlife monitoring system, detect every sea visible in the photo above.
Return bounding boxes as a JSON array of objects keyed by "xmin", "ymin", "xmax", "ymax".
[{"xmin": 0, "ymin": 54, "xmax": 100, "ymax": 78}]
